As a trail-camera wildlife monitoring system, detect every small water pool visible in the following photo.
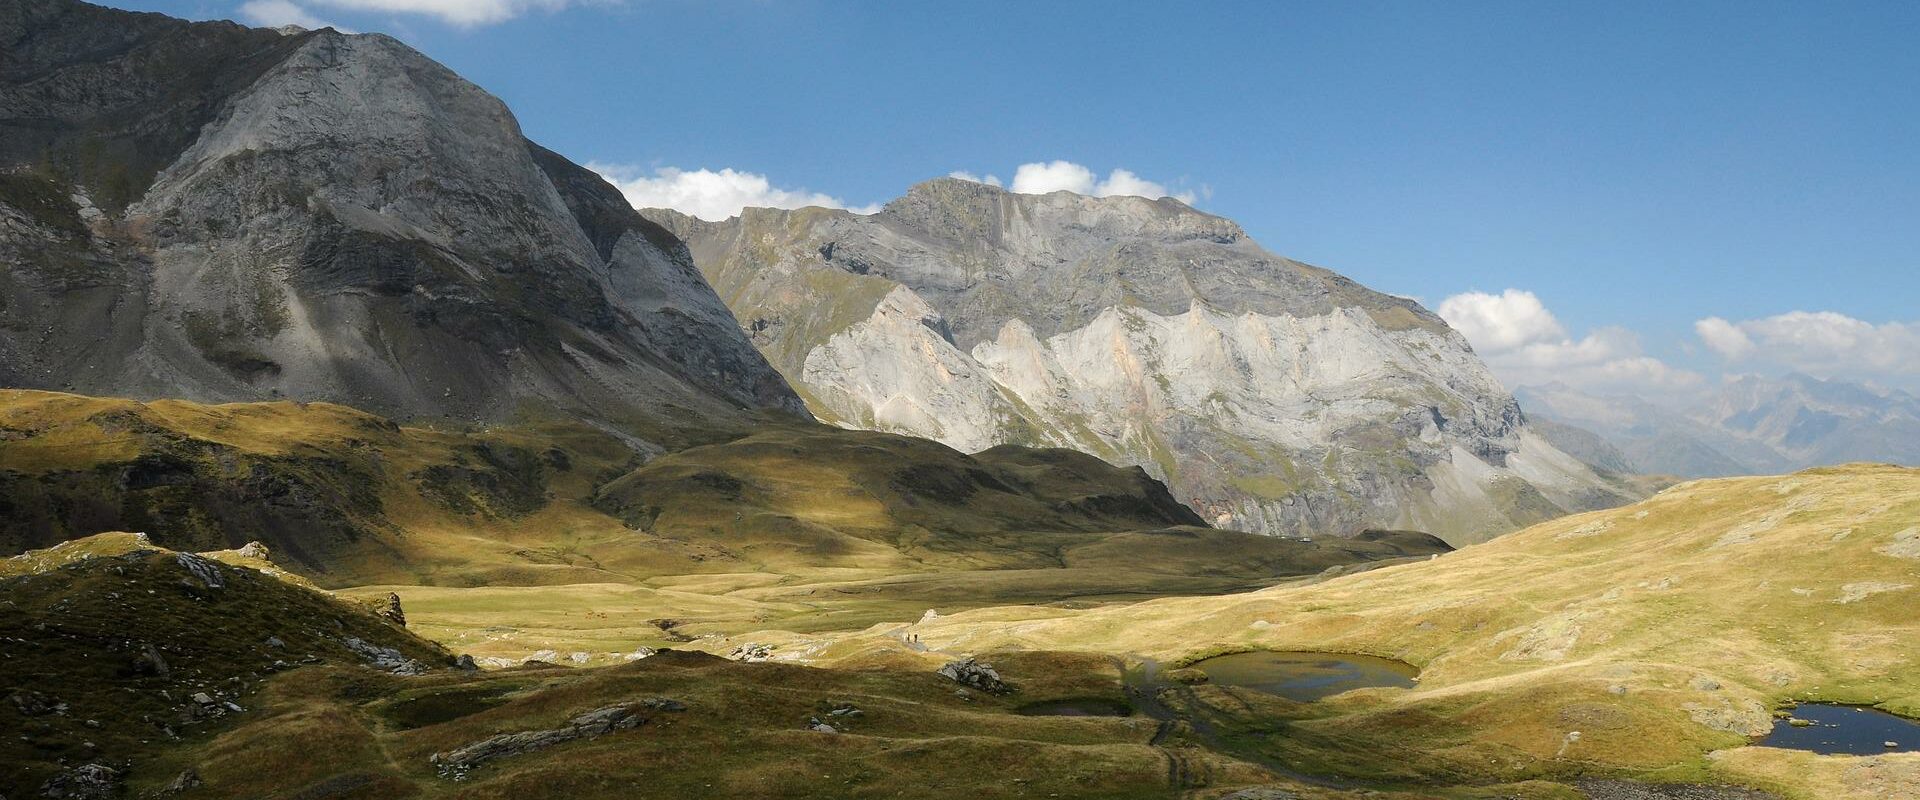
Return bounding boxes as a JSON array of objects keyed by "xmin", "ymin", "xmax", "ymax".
[
  {"xmin": 1185, "ymin": 651, "xmax": 1418, "ymax": 702},
  {"xmin": 1761, "ymin": 703, "xmax": 1920, "ymax": 755}
]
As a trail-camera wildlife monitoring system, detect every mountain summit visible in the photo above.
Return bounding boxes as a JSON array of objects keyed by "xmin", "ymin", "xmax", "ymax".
[
  {"xmin": 0, "ymin": 0, "xmax": 802, "ymax": 437},
  {"xmin": 650, "ymin": 178, "xmax": 1636, "ymax": 543}
]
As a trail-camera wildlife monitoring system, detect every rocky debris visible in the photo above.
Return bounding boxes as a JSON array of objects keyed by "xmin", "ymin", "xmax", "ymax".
[
  {"xmin": 342, "ymin": 636, "xmax": 430, "ymax": 675},
  {"xmin": 1218, "ymin": 789, "xmax": 1300, "ymax": 800},
  {"xmin": 376, "ymin": 592, "xmax": 407, "ymax": 626},
  {"xmin": 728, "ymin": 643, "xmax": 773, "ymax": 662},
  {"xmin": 430, "ymin": 698, "xmax": 685, "ymax": 780},
  {"xmin": 809, "ymin": 700, "xmax": 863, "ymax": 732},
  {"xmin": 937, "ymin": 658, "xmax": 1012, "ymax": 694},
  {"xmin": 174, "ymin": 553, "xmax": 223, "ymax": 589},
  {"xmin": 39, "ymin": 763, "xmax": 120, "ymax": 799},
  {"xmin": 154, "ymin": 768, "xmax": 201, "ymax": 796},
  {"xmin": 1573, "ymin": 779, "xmax": 1781, "ymax": 799},
  {"xmin": 234, "ymin": 541, "xmax": 271, "ymax": 560},
  {"xmin": 1879, "ymin": 527, "xmax": 1920, "ymax": 559},
  {"xmin": 1835, "ymin": 581, "xmax": 1911, "ymax": 604},
  {"xmin": 132, "ymin": 643, "xmax": 170, "ymax": 677},
  {"xmin": 1682, "ymin": 699, "xmax": 1773, "ymax": 737},
  {"xmin": 11, "ymin": 689, "xmax": 60, "ymax": 716},
  {"xmin": 621, "ymin": 647, "xmax": 657, "ymax": 662}
]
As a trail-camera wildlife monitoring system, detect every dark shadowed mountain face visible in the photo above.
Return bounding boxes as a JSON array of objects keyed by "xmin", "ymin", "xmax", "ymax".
[
  {"xmin": 649, "ymin": 179, "xmax": 1640, "ymax": 544},
  {"xmin": 1518, "ymin": 375, "xmax": 1920, "ymax": 478},
  {"xmin": 0, "ymin": 0, "xmax": 804, "ymax": 443}
]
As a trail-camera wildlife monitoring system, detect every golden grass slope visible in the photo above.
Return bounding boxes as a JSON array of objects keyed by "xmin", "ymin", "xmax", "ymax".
[
  {"xmin": 0, "ymin": 390, "xmax": 1448, "ymax": 663},
  {"xmin": 824, "ymin": 464, "xmax": 1920, "ymax": 798}
]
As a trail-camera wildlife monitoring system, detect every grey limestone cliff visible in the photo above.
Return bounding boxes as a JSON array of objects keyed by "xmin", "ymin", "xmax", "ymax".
[{"xmin": 652, "ymin": 179, "xmax": 1637, "ymax": 543}]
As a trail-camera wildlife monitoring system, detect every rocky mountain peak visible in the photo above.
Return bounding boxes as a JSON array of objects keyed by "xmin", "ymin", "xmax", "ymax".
[
  {"xmin": 887, "ymin": 176, "xmax": 1246, "ymax": 244},
  {"xmin": 0, "ymin": 0, "xmax": 805, "ymax": 442},
  {"xmin": 659, "ymin": 182, "xmax": 1639, "ymax": 543}
]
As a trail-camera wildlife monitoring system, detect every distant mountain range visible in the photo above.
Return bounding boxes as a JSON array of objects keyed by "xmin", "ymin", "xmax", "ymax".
[
  {"xmin": 1518, "ymin": 373, "xmax": 1920, "ymax": 477},
  {"xmin": 649, "ymin": 181, "xmax": 1640, "ymax": 544}
]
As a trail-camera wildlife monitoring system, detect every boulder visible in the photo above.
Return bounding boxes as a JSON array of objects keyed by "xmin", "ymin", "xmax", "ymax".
[
  {"xmin": 156, "ymin": 768, "xmax": 202, "ymax": 796},
  {"xmin": 39, "ymin": 763, "xmax": 119, "ymax": 799},
  {"xmin": 174, "ymin": 553, "xmax": 223, "ymax": 589},
  {"xmin": 376, "ymin": 592, "xmax": 406, "ymax": 627},
  {"xmin": 937, "ymin": 658, "xmax": 1012, "ymax": 694}
]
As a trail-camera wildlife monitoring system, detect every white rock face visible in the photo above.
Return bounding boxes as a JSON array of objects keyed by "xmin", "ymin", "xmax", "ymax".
[
  {"xmin": 655, "ymin": 179, "xmax": 1636, "ymax": 544},
  {"xmin": 802, "ymin": 286, "xmax": 1026, "ymax": 452}
]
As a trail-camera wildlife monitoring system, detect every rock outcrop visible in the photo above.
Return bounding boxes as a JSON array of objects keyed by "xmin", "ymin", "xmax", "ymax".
[
  {"xmin": 429, "ymin": 698, "xmax": 685, "ymax": 780},
  {"xmin": 0, "ymin": 0, "xmax": 803, "ymax": 442},
  {"xmin": 652, "ymin": 179, "xmax": 1634, "ymax": 543}
]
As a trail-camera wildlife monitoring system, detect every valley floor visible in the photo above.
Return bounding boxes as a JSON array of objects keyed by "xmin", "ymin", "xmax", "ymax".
[
  {"xmin": 4, "ymin": 415, "xmax": 1916, "ymax": 798},
  {"xmin": 315, "ymin": 464, "xmax": 1920, "ymax": 800}
]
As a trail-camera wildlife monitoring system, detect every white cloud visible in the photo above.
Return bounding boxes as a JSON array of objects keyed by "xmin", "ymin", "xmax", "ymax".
[
  {"xmin": 1694, "ymin": 317, "xmax": 1755, "ymax": 360},
  {"xmin": 1439, "ymin": 288, "xmax": 1703, "ymax": 395},
  {"xmin": 1694, "ymin": 311, "xmax": 1920, "ymax": 381},
  {"xmin": 1000, "ymin": 160, "xmax": 1199, "ymax": 204},
  {"xmin": 1096, "ymin": 168, "xmax": 1180, "ymax": 201},
  {"xmin": 1436, "ymin": 289, "xmax": 1566, "ymax": 353},
  {"xmin": 238, "ymin": 0, "xmax": 337, "ymax": 29},
  {"xmin": 271, "ymin": 0, "xmax": 600, "ymax": 27},
  {"xmin": 1010, "ymin": 161, "xmax": 1098, "ymax": 195},
  {"xmin": 590, "ymin": 164, "xmax": 879, "ymax": 222}
]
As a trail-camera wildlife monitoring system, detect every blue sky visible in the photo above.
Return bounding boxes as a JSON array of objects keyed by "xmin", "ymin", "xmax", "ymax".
[{"xmin": 113, "ymin": 1, "xmax": 1920, "ymax": 394}]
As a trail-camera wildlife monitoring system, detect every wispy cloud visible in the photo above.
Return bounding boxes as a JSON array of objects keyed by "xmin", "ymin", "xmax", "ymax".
[
  {"xmin": 1696, "ymin": 311, "xmax": 1920, "ymax": 383},
  {"xmin": 950, "ymin": 160, "xmax": 1201, "ymax": 205},
  {"xmin": 240, "ymin": 0, "xmax": 606, "ymax": 28},
  {"xmin": 1439, "ymin": 288, "xmax": 1703, "ymax": 394},
  {"xmin": 948, "ymin": 170, "xmax": 1002, "ymax": 188},
  {"xmin": 590, "ymin": 164, "xmax": 880, "ymax": 222}
]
